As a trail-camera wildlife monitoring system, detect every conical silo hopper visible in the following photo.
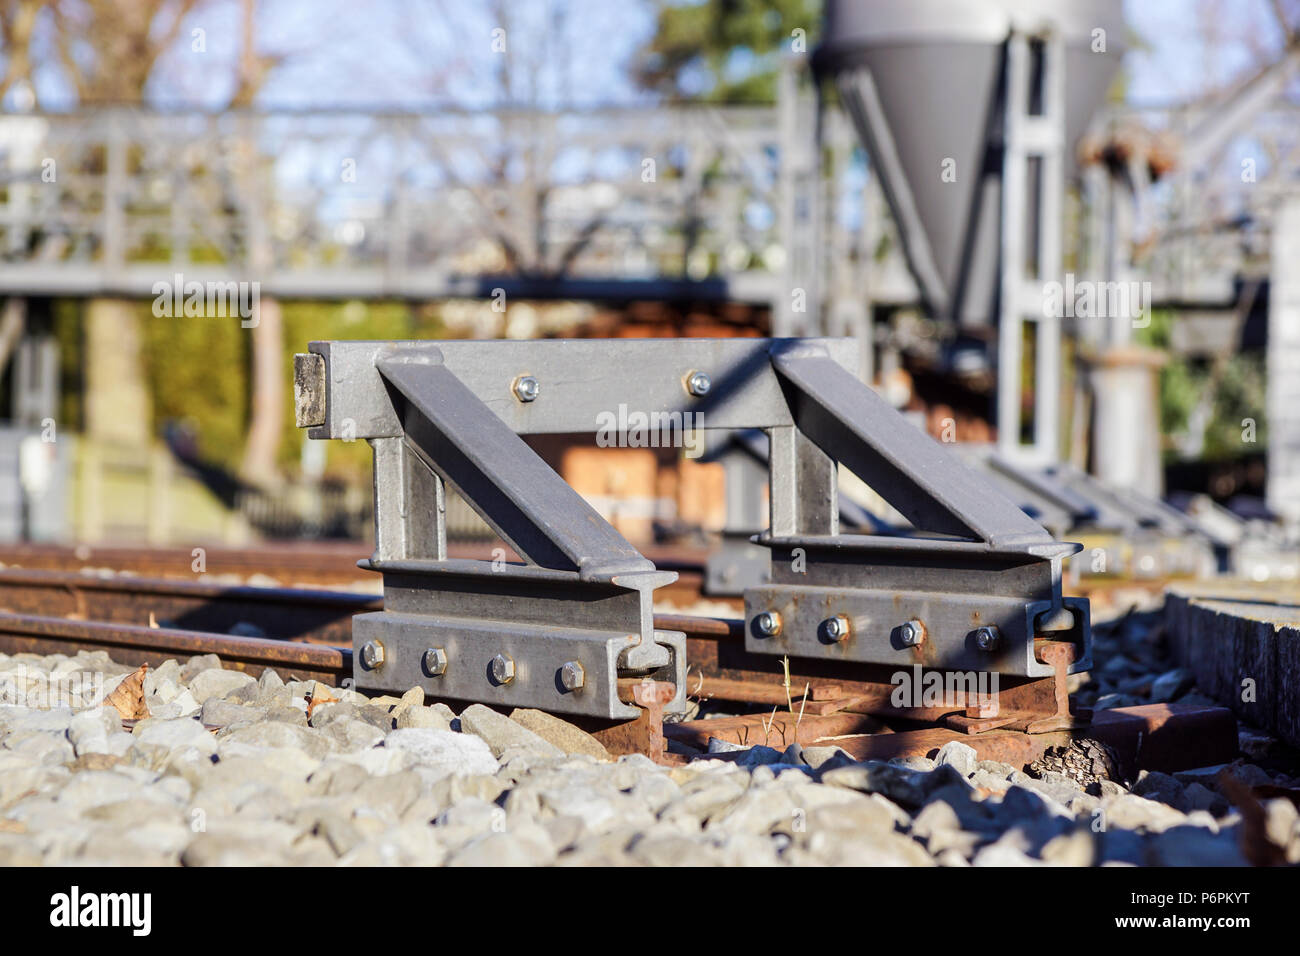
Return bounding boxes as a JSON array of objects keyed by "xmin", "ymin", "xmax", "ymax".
[{"xmin": 815, "ymin": 0, "xmax": 1126, "ymax": 329}]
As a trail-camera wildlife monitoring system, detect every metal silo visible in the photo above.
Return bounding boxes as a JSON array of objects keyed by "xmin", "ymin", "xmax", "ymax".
[{"xmin": 815, "ymin": 0, "xmax": 1126, "ymax": 463}]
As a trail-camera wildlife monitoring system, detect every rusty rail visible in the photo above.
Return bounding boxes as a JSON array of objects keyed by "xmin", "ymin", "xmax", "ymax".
[
  {"xmin": 0, "ymin": 563, "xmax": 1240, "ymax": 773},
  {"xmin": 0, "ymin": 612, "xmax": 350, "ymax": 685}
]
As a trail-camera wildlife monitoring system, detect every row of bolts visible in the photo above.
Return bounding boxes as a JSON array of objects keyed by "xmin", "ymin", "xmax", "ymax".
[
  {"xmin": 358, "ymin": 617, "xmax": 1002, "ymax": 686},
  {"xmin": 512, "ymin": 369, "xmax": 713, "ymax": 403},
  {"xmin": 754, "ymin": 610, "xmax": 1002, "ymax": 651},
  {"xmin": 359, "ymin": 640, "xmax": 588, "ymax": 690}
]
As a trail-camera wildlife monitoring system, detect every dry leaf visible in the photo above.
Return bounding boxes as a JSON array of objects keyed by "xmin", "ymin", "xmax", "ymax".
[
  {"xmin": 306, "ymin": 688, "xmax": 339, "ymax": 718},
  {"xmin": 102, "ymin": 663, "xmax": 151, "ymax": 721}
]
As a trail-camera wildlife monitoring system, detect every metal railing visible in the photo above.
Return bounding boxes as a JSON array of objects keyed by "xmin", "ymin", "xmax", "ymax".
[{"xmin": 0, "ymin": 76, "xmax": 868, "ymax": 329}]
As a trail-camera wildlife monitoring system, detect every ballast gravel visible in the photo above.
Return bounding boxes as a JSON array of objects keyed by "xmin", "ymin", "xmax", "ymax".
[{"xmin": 0, "ymin": 610, "xmax": 1298, "ymax": 866}]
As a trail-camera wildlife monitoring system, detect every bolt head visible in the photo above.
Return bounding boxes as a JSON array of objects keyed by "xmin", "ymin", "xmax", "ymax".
[
  {"xmin": 685, "ymin": 370, "xmax": 711, "ymax": 397},
  {"xmin": 423, "ymin": 647, "xmax": 448, "ymax": 676},
  {"xmin": 824, "ymin": 614, "xmax": 852, "ymax": 642},
  {"xmin": 974, "ymin": 626, "xmax": 1001, "ymax": 651},
  {"xmin": 559, "ymin": 660, "xmax": 585, "ymax": 691},
  {"xmin": 360, "ymin": 640, "xmax": 385, "ymax": 670},
  {"xmin": 900, "ymin": 619, "xmax": 924, "ymax": 647},
  {"xmin": 490, "ymin": 653, "xmax": 515, "ymax": 684},
  {"xmin": 512, "ymin": 375, "xmax": 540, "ymax": 403},
  {"xmin": 754, "ymin": 610, "xmax": 782, "ymax": 637}
]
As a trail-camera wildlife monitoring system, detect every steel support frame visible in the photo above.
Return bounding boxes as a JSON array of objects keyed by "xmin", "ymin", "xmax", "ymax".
[
  {"xmin": 295, "ymin": 336, "xmax": 1089, "ymax": 718},
  {"xmin": 998, "ymin": 29, "xmax": 1066, "ymax": 467}
]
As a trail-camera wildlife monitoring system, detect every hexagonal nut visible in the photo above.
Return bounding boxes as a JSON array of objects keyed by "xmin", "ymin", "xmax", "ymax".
[
  {"xmin": 974, "ymin": 626, "xmax": 1001, "ymax": 651},
  {"xmin": 360, "ymin": 640, "xmax": 385, "ymax": 670},
  {"xmin": 559, "ymin": 660, "xmax": 585, "ymax": 691},
  {"xmin": 823, "ymin": 614, "xmax": 852, "ymax": 642},
  {"xmin": 900, "ymin": 619, "xmax": 925, "ymax": 647},
  {"xmin": 754, "ymin": 610, "xmax": 782, "ymax": 637},
  {"xmin": 490, "ymin": 653, "xmax": 516, "ymax": 684},
  {"xmin": 512, "ymin": 375, "xmax": 540, "ymax": 403},
  {"xmin": 423, "ymin": 647, "xmax": 448, "ymax": 676},
  {"xmin": 685, "ymin": 369, "xmax": 711, "ymax": 397}
]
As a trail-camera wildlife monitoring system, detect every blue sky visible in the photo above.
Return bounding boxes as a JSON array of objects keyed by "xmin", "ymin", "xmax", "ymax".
[
  {"xmin": 250, "ymin": 0, "xmax": 1291, "ymax": 109},
  {"xmin": 13, "ymin": 0, "xmax": 1293, "ymax": 110},
  {"xmin": 1124, "ymin": 0, "xmax": 1291, "ymax": 104},
  {"xmin": 249, "ymin": 0, "xmax": 1291, "ymax": 109}
]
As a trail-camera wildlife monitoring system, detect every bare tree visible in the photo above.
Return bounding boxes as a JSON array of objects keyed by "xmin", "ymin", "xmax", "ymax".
[
  {"xmin": 0, "ymin": 0, "xmax": 42, "ymax": 103},
  {"xmin": 0, "ymin": 0, "xmax": 295, "ymax": 488},
  {"xmin": 49, "ymin": 0, "xmax": 199, "ymax": 103}
]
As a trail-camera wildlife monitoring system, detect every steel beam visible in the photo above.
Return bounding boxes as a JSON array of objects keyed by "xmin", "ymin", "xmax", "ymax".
[
  {"xmin": 376, "ymin": 349, "xmax": 652, "ymax": 578},
  {"xmin": 770, "ymin": 342, "xmax": 1052, "ymax": 548}
]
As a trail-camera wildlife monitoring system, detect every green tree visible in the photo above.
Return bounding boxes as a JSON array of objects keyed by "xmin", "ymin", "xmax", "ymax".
[{"xmin": 635, "ymin": 0, "xmax": 819, "ymax": 103}]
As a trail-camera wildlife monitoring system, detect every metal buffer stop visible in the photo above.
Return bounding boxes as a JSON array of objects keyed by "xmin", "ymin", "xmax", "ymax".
[{"xmin": 295, "ymin": 338, "xmax": 1089, "ymax": 724}]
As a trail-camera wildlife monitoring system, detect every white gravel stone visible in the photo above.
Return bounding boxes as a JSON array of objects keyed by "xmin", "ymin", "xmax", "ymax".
[
  {"xmin": 395, "ymin": 705, "xmax": 452, "ymax": 731},
  {"xmin": 133, "ymin": 717, "xmax": 217, "ymax": 755},
  {"xmin": 0, "ymin": 639, "xmax": 1288, "ymax": 867},
  {"xmin": 187, "ymin": 668, "xmax": 257, "ymax": 704},
  {"xmin": 458, "ymin": 704, "xmax": 564, "ymax": 760},
  {"xmin": 382, "ymin": 728, "xmax": 499, "ymax": 780},
  {"xmin": 219, "ymin": 721, "xmax": 337, "ymax": 759},
  {"xmin": 66, "ymin": 708, "xmax": 120, "ymax": 756},
  {"xmin": 935, "ymin": 741, "xmax": 978, "ymax": 776}
]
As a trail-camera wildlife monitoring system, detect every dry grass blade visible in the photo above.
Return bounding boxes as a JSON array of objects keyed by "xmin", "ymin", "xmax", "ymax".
[{"xmin": 782, "ymin": 655, "xmax": 793, "ymax": 713}]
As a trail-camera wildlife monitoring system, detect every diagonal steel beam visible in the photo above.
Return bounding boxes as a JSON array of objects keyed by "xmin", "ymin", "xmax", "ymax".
[
  {"xmin": 376, "ymin": 349, "xmax": 654, "ymax": 580},
  {"xmin": 770, "ymin": 342, "xmax": 1053, "ymax": 549}
]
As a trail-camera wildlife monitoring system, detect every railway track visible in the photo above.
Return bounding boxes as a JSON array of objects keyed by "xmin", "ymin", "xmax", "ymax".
[
  {"xmin": 0, "ymin": 542, "xmax": 714, "ymax": 607},
  {"xmin": 0, "ymin": 558, "xmax": 1237, "ymax": 773}
]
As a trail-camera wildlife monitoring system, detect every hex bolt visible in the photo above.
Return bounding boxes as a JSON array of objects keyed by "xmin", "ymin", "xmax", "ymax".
[
  {"xmin": 559, "ymin": 660, "xmax": 585, "ymax": 691},
  {"xmin": 360, "ymin": 640, "xmax": 385, "ymax": 670},
  {"xmin": 685, "ymin": 370, "xmax": 711, "ymax": 397},
  {"xmin": 490, "ymin": 653, "xmax": 516, "ymax": 684},
  {"xmin": 823, "ymin": 614, "xmax": 852, "ymax": 642},
  {"xmin": 900, "ymin": 619, "xmax": 925, "ymax": 647},
  {"xmin": 974, "ymin": 626, "xmax": 1001, "ymax": 652},
  {"xmin": 754, "ymin": 610, "xmax": 782, "ymax": 637},
  {"xmin": 423, "ymin": 647, "xmax": 448, "ymax": 676},
  {"xmin": 512, "ymin": 375, "xmax": 540, "ymax": 403}
]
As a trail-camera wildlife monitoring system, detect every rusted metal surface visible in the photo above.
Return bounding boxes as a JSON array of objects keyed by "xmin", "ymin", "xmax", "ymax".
[
  {"xmin": 581, "ymin": 679, "xmax": 678, "ymax": 763},
  {"xmin": 0, "ymin": 568, "xmax": 718, "ymax": 649},
  {"xmin": 0, "ymin": 542, "xmax": 1151, "ymax": 613},
  {"xmin": 827, "ymin": 724, "xmax": 1069, "ymax": 766},
  {"xmin": 674, "ymin": 615, "xmax": 1082, "ymax": 725},
  {"xmin": 944, "ymin": 639, "xmax": 1088, "ymax": 735},
  {"xmin": 0, "ymin": 568, "xmax": 378, "ymax": 644},
  {"xmin": 665, "ymin": 710, "xmax": 887, "ymax": 751},
  {"xmin": 0, "ymin": 542, "xmax": 375, "ymax": 585},
  {"xmin": 0, "ymin": 612, "xmax": 350, "ymax": 684},
  {"xmin": 0, "ymin": 542, "xmax": 716, "ymax": 601},
  {"xmin": 812, "ymin": 703, "xmax": 1237, "ymax": 774},
  {"xmin": 682, "ymin": 675, "xmax": 851, "ymax": 708}
]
